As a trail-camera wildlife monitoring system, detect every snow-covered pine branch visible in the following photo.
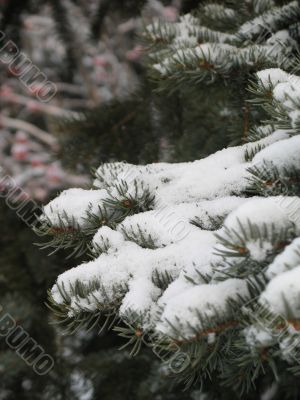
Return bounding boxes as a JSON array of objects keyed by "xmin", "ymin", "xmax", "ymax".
[
  {"xmin": 145, "ymin": 0, "xmax": 300, "ymax": 89},
  {"xmin": 38, "ymin": 68, "xmax": 300, "ymax": 395}
]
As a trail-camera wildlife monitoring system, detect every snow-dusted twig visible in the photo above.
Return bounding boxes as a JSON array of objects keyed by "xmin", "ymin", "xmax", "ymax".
[
  {"xmin": 0, "ymin": 115, "xmax": 59, "ymax": 150},
  {"xmin": 1, "ymin": 91, "xmax": 78, "ymax": 118}
]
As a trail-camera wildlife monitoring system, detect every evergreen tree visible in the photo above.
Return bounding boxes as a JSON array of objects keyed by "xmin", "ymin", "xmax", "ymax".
[{"xmin": 38, "ymin": 1, "xmax": 300, "ymax": 399}]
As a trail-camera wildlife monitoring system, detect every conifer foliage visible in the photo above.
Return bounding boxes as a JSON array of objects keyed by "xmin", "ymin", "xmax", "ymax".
[{"xmin": 38, "ymin": 1, "xmax": 300, "ymax": 399}]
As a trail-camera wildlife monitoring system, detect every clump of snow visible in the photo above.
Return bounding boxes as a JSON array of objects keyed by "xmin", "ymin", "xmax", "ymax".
[
  {"xmin": 94, "ymin": 162, "xmax": 133, "ymax": 189},
  {"xmin": 249, "ymin": 129, "xmax": 289, "ymax": 147},
  {"xmin": 244, "ymin": 325, "xmax": 274, "ymax": 348},
  {"xmin": 266, "ymin": 29, "xmax": 295, "ymax": 47},
  {"xmin": 260, "ymin": 266, "xmax": 300, "ymax": 318},
  {"xmin": 246, "ymin": 240, "xmax": 274, "ymax": 262},
  {"xmin": 156, "ymin": 279, "xmax": 248, "ymax": 338},
  {"xmin": 252, "ymin": 135, "xmax": 300, "ymax": 174},
  {"xmin": 266, "ymin": 238, "xmax": 300, "ymax": 279},
  {"xmin": 255, "ymin": 69, "xmax": 300, "ymax": 134},
  {"xmin": 92, "ymin": 226, "xmax": 125, "ymax": 254},
  {"xmin": 214, "ymin": 196, "xmax": 300, "ymax": 264},
  {"xmin": 42, "ymin": 188, "xmax": 108, "ymax": 227},
  {"xmin": 119, "ymin": 277, "xmax": 161, "ymax": 328},
  {"xmin": 218, "ymin": 197, "xmax": 300, "ymax": 240},
  {"xmin": 256, "ymin": 68, "xmax": 290, "ymax": 87},
  {"xmin": 93, "ymin": 144, "xmax": 251, "ymax": 206},
  {"xmin": 118, "ymin": 212, "xmax": 179, "ymax": 247}
]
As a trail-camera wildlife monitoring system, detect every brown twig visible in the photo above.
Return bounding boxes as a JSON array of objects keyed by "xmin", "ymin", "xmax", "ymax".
[{"xmin": 243, "ymin": 103, "xmax": 250, "ymax": 143}]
